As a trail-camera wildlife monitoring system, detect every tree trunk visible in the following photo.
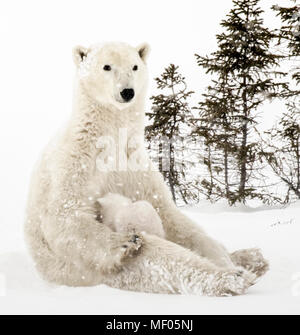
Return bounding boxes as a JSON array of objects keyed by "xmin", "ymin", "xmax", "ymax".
[
  {"xmin": 158, "ymin": 142, "xmax": 163, "ymax": 173},
  {"xmin": 168, "ymin": 141, "xmax": 176, "ymax": 204},
  {"xmin": 238, "ymin": 6, "xmax": 250, "ymax": 203},
  {"xmin": 238, "ymin": 61, "xmax": 248, "ymax": 203},
  {"xmin": 224, "ymin": 137, "xmax": 229, "ymax": 202},
  {"xmin": 208, "ymin": 145, "xmax": 213, "ymax": 200}
]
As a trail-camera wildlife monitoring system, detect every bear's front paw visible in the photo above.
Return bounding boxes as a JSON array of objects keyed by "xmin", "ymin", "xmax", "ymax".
[
  {"xmin": 101, "ymin": 233, "xmax": 143, "ymax": 273},
  {"xmin": 120, "ymin": 234, "xmax": 143, "ymax": 259},
  {"xmin": 110, "ymin": 233, "xmax": 143, "ymax": 264}
]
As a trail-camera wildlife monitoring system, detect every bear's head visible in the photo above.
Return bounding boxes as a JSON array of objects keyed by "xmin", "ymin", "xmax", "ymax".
[{"xmin": 73, "ymin": 42, "xmax": 150, "ymax": 109}]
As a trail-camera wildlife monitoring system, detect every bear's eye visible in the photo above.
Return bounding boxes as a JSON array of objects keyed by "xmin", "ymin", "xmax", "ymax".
[
  {"xmin": 133, "ymin": 65, "xmax": 138, "ymax": 71},
  {"xmin": 103, "ymin": 65, "xmax": 111, "ymax": 71}
]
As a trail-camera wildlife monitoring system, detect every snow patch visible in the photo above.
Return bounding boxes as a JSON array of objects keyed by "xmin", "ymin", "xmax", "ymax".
[{"xmin": 0, "ymin": 203, "xmax": 299, "ymax": 314}]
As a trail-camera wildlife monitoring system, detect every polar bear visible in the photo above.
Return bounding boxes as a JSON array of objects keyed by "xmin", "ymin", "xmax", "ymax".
[
  {"xmin": 25, "ymin": 42, "xmax": 268, "ymax": 295},
  {"xmin": 97, "ymin": 193, "xmax": 165, "ymax": 238}
]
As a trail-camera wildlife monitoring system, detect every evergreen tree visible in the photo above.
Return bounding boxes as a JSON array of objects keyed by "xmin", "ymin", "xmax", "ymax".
[
  {"xmin": 193, "ymin": 0, "xmax": 287, "ymax": 204},
  {"xmin": 191, "ymin": 76, "xmax": 242, "ymax": 204},
  {"xmin": 261, "ymin": 104, "xmax": 300, "ymax": 201},
  {"xmin": 145, "ymin": 64, "xmax": 195, "ymax": 204},
  {"xmin": 259, "ymin": 2, "xmax": 300, "ymax": 202},
  {"xmin": 272, "ymin": 2, "xmax": 300, "ymax": 95}
]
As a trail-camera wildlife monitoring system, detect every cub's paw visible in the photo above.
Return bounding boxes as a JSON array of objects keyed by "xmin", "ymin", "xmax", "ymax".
[{"xmin": 230, "ymin": 248, "xmax": 269, "ymax": 278}]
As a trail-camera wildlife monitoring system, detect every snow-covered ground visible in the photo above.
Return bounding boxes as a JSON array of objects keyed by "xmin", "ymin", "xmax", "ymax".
[{"xmin": 0, "ymin": 201, "xmax": 299, "ymax": 315}]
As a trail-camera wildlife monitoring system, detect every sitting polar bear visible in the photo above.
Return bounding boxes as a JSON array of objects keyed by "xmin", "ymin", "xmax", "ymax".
[
  {"xmin": 25, "ymin": 42, "xmax": 268, "ymax": 296},
  {"xmin": 97, "ymin": 193, "xmax": 165, "ymax": 238}
]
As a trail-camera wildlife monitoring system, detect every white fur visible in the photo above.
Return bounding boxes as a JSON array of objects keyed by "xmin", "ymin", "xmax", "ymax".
[
  {"xmin": 25, "ymin": 42, "xmax": 268, "ymax": 295},
  {"xmin": 97, "ymin": 193, "xmax": 165, "ymax": 238}
]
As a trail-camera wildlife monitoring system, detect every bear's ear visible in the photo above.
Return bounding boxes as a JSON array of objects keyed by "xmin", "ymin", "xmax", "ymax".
[
  {"xmin": 136, "ymin": 43, "xmax": 150, "ymax": 63},
  {"xmin": 73, "ymin": 45, "xmax": 89, "ymax": 66}
]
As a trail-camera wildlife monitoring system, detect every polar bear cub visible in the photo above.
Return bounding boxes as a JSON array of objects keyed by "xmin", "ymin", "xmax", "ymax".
[{"xmin": 97, "ymin": 193, "xmax": 165, "ymax": 238}]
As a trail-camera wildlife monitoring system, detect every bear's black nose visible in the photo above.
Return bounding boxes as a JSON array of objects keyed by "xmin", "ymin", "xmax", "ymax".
[{"xmin": 120, "ymin": 88, "xmax": 135, "ymax": 102}]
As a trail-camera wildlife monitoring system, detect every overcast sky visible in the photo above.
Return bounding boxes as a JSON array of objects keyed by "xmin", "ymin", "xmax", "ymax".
[{"xmin": 0, "ymin": 0, "xmax": 291, "ymax": 120}]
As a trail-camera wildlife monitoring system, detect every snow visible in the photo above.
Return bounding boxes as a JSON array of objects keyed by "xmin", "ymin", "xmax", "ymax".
[{"xmin": 0, "ymin": 201, "xmax": 299, "ymax": 315}]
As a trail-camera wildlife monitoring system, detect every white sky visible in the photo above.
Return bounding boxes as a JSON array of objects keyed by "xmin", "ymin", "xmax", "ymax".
[{"xmin": 0, "ymin": 0, "xmax": 295, "ymax": 246}]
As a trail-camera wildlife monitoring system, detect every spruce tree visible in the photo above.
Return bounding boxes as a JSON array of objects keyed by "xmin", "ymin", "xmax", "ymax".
[
  {"xmin": 193, "ymin": 0, "xmax": 287, "ymax": 204},
  {"xmin": 191, "ymin": 76, "xmax": 242, "ymax": 204},
  {"xmin": 145, "ymin": 64, "xmax": 195, "ymax": 204},
  {"xmin": 272, "ymin": 2, "xmax": 300, "ymax": 94},
  {"xmin": 259, "ymin": 2, "xmax": 300, "ymax": 202},
  {"xmin": 261, "ymin": 103, "xmax": 300, "ymax": 201}
]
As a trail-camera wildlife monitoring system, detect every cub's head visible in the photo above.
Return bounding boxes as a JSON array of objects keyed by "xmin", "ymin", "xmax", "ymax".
[{"xmin": 73, "ymin": 42, "xmax": 150, "ymax": 109}]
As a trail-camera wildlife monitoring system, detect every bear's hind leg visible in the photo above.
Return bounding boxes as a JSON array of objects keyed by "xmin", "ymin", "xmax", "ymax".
[{"xmin": 101, "ymin": 234, "xmax": 256, "ymax": 296}]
